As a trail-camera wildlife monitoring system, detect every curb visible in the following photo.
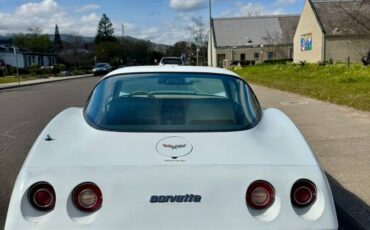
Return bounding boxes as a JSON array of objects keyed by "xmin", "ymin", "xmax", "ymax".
[{"xmin": 0, "ymin": 74, "xmax": 94, "ymax": 90}]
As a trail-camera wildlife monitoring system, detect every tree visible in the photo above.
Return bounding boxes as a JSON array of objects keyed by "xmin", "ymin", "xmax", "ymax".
[
  {"xmin": 53, "ymin": 24, "xmax": 63, "ymax": 53},
  {"xmin": 262, "ymin": 31, "xmax": 286, "ymax": 60},
  {"xmin": 59, "ymin": 33, "xmax": 92, "ymax": 70},
  {"xmin": 95, "ymin": 14, "xmax": 116, "ymax": 44},
  {"xmin": 334, "ymin": 0, "xmax": 370, "ymax": 59},
  {"xmin": 13, "ymin": 27, "xmax": 52, "ymax": 53},
  {"xmin": 186, "ymin": 16, "xmax": 208, "ymax": 65},
  {"xmin": 94, "ymin": 41, "xmax": 122, "ymax": 64}
]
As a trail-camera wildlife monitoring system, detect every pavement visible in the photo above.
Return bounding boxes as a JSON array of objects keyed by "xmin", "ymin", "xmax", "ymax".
[
  {"xmin": 0, "ymin": 74, "xmax": 92, "ymax": 90},
  {"xmin": 0, "ymin": 77, "xmax": 369, "ymax": 229}
]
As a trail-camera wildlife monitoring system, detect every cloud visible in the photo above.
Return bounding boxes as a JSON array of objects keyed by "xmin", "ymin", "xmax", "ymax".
[
  {"xmin": 120, "ymin": 21, "xmax": 191, "ymax": 45},
  {"xmin": 225, "ymin": 2, "xmax": 285, "ymax": 17},
  {"xmin": 0, "ymin": 0, "xmax": 190, "ymax": 45},
  {"xmin": 0, "ymin": 0, "xmax": 103, "ymax": 36},
  {"xmin": 169, "ymin": 0, "xmax": 206, "ymax": 12},
  {"xmin": 274, "ymin": 0, "xmax": 296, "ymax": 6},
  {"xmin": 75, "ymin": 4, "xmax": 100, "ymax": 12},
  {"xmin": 0, "ymin": 0, "xmax": 66, "ymax": 33}
]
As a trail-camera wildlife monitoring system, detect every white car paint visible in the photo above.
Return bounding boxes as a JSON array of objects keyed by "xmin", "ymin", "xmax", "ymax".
[{"xmin": 5, "ymin": 66, "xmax": 338, "ymax": 229}]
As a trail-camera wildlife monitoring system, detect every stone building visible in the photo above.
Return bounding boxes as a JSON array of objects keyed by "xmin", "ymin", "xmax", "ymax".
[
  {"xmin": 208, "ymin": 15, "xmax": 299, "ymax": 67},
  {"xmin": 294, "ymin": 0, "xmax": 370, "ymax": 63}
]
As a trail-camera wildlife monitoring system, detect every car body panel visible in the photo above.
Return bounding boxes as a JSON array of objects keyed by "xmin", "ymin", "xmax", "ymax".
[
  {"xmin": 103, "ymin": 65, "xmax": 239, "ymax": 80},
  {"xmin": 23, "ymin": 108, "xmax": 318, "ymax": 167}
]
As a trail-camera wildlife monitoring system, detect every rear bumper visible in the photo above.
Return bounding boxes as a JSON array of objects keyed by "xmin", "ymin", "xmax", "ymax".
[{"xmin": 5, "ymin": 165, "xmax": 338, "ymax": 230}]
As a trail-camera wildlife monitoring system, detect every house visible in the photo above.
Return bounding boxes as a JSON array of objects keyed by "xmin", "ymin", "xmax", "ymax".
[
  {"xmin": 294, "ymin": 0, "xmax": 370, "ymax": 63},
  {"xmin": 0, "ymin": 44, "xmax": 57, "ymax": 68},
  {"xmin": 208, "ymin": 15, "xmax": 300, "ymax": 67}
]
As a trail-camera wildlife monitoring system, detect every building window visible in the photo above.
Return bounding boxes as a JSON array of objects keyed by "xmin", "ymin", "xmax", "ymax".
[
  {"xmin": 240, "ymin": 53, "xmax": 246, "ymax": 61},
  {"xmin": 254, "ymin": 53, "xmax": 260, "ymax": 60},
  {"xmin": 217, "ymin": 54, "xmax": 226, "ymax": 67},
  {"xmin": 268, "ymin": 52, "xmax": 274, "ymax": 60}
]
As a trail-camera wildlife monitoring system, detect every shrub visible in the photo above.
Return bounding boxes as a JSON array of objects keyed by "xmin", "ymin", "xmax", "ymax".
[
  {"xmin": 27, "ymin": 64, "xmax": 42, "ymax": 76},
  {"xmin": 263, "ymin": 59, "xmax": 292, "ymax": 65}
]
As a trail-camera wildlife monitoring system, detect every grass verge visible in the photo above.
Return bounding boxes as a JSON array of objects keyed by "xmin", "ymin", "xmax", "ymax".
[
  {"xmin": 233, "ymin": 64, "xmax": 370, "ymax": 111},
  {"xmin": 0, "ymin": 76, "xmax": 39, "ymax": 84}
]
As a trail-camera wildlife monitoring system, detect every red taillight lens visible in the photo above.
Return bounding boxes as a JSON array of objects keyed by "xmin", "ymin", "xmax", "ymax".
[
  {"xmin": 246, "ymin": 180, "xmax": 275, "ymax": 209},
  {"xmin": 72, "ymin": 182, "xmax": 103, "ymax": 212},
  {"xmin": 291, "ymin": 179, "xmax": 317, "ymax": 208},
  {"xmin": 28, "ymin": 182, "xmax": 56, "ymax": 211}
]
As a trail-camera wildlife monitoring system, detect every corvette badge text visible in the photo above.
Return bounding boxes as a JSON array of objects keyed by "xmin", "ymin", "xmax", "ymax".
[
  {"xmin": 150, "ymin": 194, "xmax": 201, "ymax": 203},
  {"xmin": 162, "ymin": 144, "xmax": 187, "ymax": 150}
]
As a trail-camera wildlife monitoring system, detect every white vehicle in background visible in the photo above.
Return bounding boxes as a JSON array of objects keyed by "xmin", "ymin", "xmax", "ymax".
[
  {"xmin": 159, "ymin": 57, "xmax": 185, "ymax": 65},
  {"xmin": 5, "ymin": 66, "xmax": 338, "ymax": 229}
]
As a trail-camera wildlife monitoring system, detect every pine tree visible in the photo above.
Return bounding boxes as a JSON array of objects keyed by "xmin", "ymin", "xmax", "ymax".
[
  {"xmin": 53, "ymin": 24, "xmax": 63, "ymax": 52},
  {"xmin": 95, "ymin": 14, "xmax": 116, "ymax": 44}
]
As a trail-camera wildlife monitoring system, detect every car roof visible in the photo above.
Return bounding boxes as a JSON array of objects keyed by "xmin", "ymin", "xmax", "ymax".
[
  {"xmin": 103, "ymin": 65, "xmax": 240, "ymax": 80},
  {"xmin": 161, "ymin": 57, "xmax": 182, "ymax": 59}
]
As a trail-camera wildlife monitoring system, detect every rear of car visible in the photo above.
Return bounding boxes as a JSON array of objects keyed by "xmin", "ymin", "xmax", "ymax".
[
  {"xmin": 159, "ymin": 57, "xmax": 185, "ymax": 66},
  {"xmin": 5, "ymin": 67, "xmax": 337, "ymax": 229},
  {"xmin": 92, "ymin": 63, "xmax": 112, "ymax": 76}
]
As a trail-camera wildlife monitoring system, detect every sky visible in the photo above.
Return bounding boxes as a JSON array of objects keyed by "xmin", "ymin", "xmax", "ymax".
[{"xmin": 0, "ymin": 0, "xmax": 305, "ymax": 45}]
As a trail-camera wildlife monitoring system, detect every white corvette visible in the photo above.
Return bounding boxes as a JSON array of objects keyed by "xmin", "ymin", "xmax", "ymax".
[{"xmin": 5, "ymin": 66, "xmax": 338, "ymax": 229}]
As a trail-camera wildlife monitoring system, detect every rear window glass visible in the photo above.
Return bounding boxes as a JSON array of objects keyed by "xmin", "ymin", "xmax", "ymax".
[
  {"xmin": 161, "ymin": 58, "xmax": 183, "ymax": 65},
  {"xmin": 85, "ymin": 73, "xmax": 261, "ymax": 132},
  {"xmin": 96, "ymin": 63, "xmax": 108, "ymax": 67}
]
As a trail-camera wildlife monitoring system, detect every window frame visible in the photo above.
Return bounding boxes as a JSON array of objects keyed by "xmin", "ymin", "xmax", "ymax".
[{"xmin": 83, "ymin": 72, "xmax": 262, "ymax": 133}]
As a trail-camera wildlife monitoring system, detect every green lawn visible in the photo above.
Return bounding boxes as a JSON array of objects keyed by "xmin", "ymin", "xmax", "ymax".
[
  {"xmin": 233, "ymin": 64, "xmax": 370, "ymax": 111},
  {"xmin": 0, "ymin": 76, "xmax": 38, "ymax": 84}
]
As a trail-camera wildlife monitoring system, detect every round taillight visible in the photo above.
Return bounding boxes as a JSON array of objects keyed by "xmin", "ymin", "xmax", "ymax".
[
  {"xmin": 72, "ymin": 182, "xmax": 102, "ymax": 212},
  {"xmin": 28, "ymin": 182, "xmax": 56, "ymax": 211},
  {"xmin": 291, "ymin": 179, "xmax": 317, "ymax": 208},
  {"xmin": 246, "ymin": 180, "xmax": 275, "ymax": 209}
]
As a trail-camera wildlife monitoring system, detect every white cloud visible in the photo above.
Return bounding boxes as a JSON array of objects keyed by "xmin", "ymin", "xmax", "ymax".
[
  {"xmin": 274, "ymin": 0, "xmax": 296, "ymax": 6},
  {"xmin": 0, "ymin": 0, "xmax": 190, "ymax": 45},
  {"xmin": 76, "ymin": 4, "xmax": 100, "ymax": 13},
  {"xmin": 169, "ymin": 0, "xmax": 206, "ymax": 12},
  {"xmin": 233, "ymin": 2, "xmax": 284, "ymax": 17},
  {"xmin": 0, "ymin": 0, "xmax": 102, "ymax": 36},
  {"xmin": 0, "ymin": 0, "xmax": 66, "ymax": 33},
  {"xmin": 120, "ymin": 21, "xmax": 191, "ymax": 45}
]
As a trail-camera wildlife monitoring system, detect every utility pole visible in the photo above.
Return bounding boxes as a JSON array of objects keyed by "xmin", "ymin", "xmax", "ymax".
[
  {"xmin": 209, "ymin": 0, "xmax": 213, "ymax": 67},
  {"xmin": 13, "ymin": 46, "xmax": 20, "ymax": 86}
]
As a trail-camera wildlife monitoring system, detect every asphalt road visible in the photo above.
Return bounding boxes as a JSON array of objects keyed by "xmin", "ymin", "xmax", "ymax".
[{"xmin": 0, "ymin": 77, "xmax": 369, "ymax": 229}]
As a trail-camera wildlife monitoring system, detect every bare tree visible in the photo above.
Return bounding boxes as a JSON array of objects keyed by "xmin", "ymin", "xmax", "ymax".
[
  {"xmin": 334, "ymin": 0, "xmax": 370, "ymax": 59},
  {"xmin": 245, "ymin": 9, "xmax": 262, "ymax": 17},
  {"xmin": 262, "ymin": 31, "xmax": 282, "ymax": 45},
  {"xmin": 187, "ymin": 16, "xmax": 208, "ymax": 47},
  {"xmin": 336, "ymin": 0, "xmax": 370, "ymax": 32},
  {"xmin": 262, "ymin": 31, "xmax": 285, "ymax": 59},
  {"xmin": 59, "ymin": 33, "xmax": 92, "ymax": 70},
  {"xmin": 186, "ymin": 16, "xmax": 208, "ymax": 65}
]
